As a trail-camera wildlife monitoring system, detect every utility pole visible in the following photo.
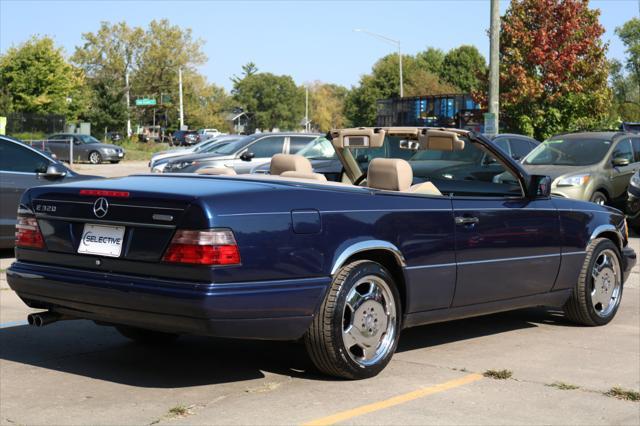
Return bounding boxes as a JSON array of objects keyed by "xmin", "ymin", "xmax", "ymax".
[
  {"xmin": 488, "ymin": 0, "xmax": 500, "ymax": 135},
  {"xmin": 178, "ymin": 67, "xmax": 185, "ymax": 130},
  {"xmin": 125, "ymin": 72, "xmax": 131, "ymax": 137}
]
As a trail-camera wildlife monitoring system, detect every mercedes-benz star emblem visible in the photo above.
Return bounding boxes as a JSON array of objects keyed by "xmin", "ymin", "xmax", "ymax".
[{"xmin": 93, "ymin": 197, "xmax": 109, "ymax": 218}]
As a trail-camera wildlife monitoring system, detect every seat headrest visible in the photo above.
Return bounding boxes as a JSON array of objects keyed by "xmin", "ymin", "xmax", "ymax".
[
  {"xmin": 367, "ymin": 158, "xmax": 413, "ymax": 191},
  {"xmin": 269, "ymin": 154, "xmax": 313, "ymax": 175},
  {"xmin": 196, "ymin": 167, "xmax": 237, "ymax": 175},
  {"xmin": 281, "ymin": 171, "xmax": 328, "ymax": 181}
]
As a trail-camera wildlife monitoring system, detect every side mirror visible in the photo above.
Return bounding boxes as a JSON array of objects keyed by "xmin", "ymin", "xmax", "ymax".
[
  {"xmin": 41, "ymin": 163, "xmax": 67, "ymax": 179},
  {"xmin": 612, "ymin": 157, "xmax": 630, "ymax": 167},
  {"xmin": 240, "ymin": 151, "xmax": 255, "ymax": 162},
  {"xmin": 528, "ymin": 175, "xmax": 551, "ymax": 199},
  {"xmin": 73, "ymin": 140, "xmax": 81, "ymax": 145}
]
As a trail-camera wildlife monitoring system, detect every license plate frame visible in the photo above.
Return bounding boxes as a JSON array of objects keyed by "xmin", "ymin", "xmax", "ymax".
[{"xmin": 78, "ymin": 224, "xmax": 125, "ymax": 258}]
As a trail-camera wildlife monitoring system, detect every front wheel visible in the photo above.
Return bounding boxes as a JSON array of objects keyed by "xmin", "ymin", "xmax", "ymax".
[
  {"xmin": 304, "ymin": 260, "xmax": 401, "ymax": 379},
  {"xmin": 564, "ymin": 238, "xmax": 623, "ymax": 326},
  {"xmin": 590, "ymin": 191, "xmax": 608, "ymax": 206},
  {"xmin": 88, "ymin": 151, "xmax": 102, "ymax": 164}
]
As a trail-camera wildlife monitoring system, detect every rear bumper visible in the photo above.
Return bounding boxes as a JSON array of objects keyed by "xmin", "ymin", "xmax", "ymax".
[
  {"xmin": 622, "ymin": 246, "xmax": 636, "ymax": 284},
  {"xmin": 6, "ymin": 261, "xmax": 330, "ymax": 340}
]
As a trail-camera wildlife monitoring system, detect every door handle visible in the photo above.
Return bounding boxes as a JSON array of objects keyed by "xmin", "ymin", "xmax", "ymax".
[{"xmin": 455, "ymin": 216, "xmax": 480, "ymax": 226}]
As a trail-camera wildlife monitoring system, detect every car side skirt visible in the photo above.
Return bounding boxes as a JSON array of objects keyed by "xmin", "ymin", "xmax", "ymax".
[{"xmin": 403, "ymin": 289, "xmax": 572, "ymax": 329}]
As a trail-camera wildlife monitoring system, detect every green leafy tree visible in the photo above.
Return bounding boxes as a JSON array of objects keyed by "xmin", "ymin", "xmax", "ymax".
[
  {"xmin": 233, "ymin": 70, "xmax": 304, "ymax": 131},
  {"xmin": 0, "ymin": 36, "xmax": 88, "ymax": 120},
  {"xmin": 344, "ymin": 53, "xmax": 459, "ymax": 126},
  {"xmin": 308, "ymin": 82, "xmax": 348, "ymax": 131},
  {"xmin": 72, "ymin": 21, "xmax": 145, "ymax": 135},
  {"xmin": 440, "ymin": 45, "xmax": 487, "ymax": 93},
  {"xmin": 416, "ymin": 47, "xmax": 446, "ymax": 76},
  {"xmin": 500, "ymin": 0, "xmax": 611, "ymax": 139},
  {"xmin": 612, "ymin": 18, "xmax": 640, "ymax": 122}
]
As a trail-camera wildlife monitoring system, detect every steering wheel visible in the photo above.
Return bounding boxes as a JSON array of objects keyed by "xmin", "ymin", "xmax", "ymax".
[{"xmin": 353, "ymin": 174, "xmax": 367, "ymax": 186}]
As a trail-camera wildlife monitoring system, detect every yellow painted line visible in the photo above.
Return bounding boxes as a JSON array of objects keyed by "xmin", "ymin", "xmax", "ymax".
[{"xmin": 302, "ymin": 373, "xmax": 483, "ymax": 426}]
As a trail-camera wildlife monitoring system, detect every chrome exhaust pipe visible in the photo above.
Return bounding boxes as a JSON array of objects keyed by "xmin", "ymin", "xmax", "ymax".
[{"xmin": 27, "ymin": 311, "xmax": 66, "ymax": 327}]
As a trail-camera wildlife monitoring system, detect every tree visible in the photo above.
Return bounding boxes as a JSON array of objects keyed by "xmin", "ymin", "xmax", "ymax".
[
  {"xmin": 440, "ymin": 45, "xmax": 487, "ymax": 92},
  {"xmin": 416, "ymin": 47, "xmax": 446, "ymax": 76},
  {"xmin": 616, "ymin": 18, "xmax": 640, "ymax": 99},
  {"xmin": 0, "ymin": 36, "xmax": 88, "ymax": 120},
  {"xmin": 231, "ymin": 62, "xmax": 258, "ymax": 85},
  {"xmin": 500, "ymin": 0, "xmax": 611, "ymax": 140},
  {"xmin": 72, "ymin": 21, "xmax": 145, "ymax": 134},
  {"xmin": 344, "ymin": 53, "xmax": 459, "ymax": 126},
  {"xmin": 233, "ymin": 71, "xmax": 304, "ymax": 131},
  {"xmin": 308, "ymin": 82, "xmax": 348, "ymax": 131}
]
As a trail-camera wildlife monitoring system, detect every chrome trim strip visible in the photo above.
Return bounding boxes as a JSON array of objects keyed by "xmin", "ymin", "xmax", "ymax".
[
  {"xmin": 589, "ymin": 224, "xmax": 624, "ymax": 250},
  {"xmin": 34, "ymin": 199, "xmax": 92, "ymax": 205},
  {"xmin": 322, "ymin": 208, "xmax": 452, "ymax": 214},
  {"xmin": 405, "ymin": 262, "xmax": 456, "ymax": 270},
  {"xmin": 562, "ymin": 251, "xmax": 587, "ymax": 256},
  {"xmin": 217, "ymin": 212, "xmax": 290, "ymax": 217},
  {"xmin": 34, "ymin": 214, "xmax": 175, "ymax": 229},
  {"xmin": 331, "ymin": 240, "xmax": 407, "ymax": 275},
  {"xmin": 406, "ymin": 253, "xmax": 565, "ymax": 270},
  {"xmin": 33, "ymin": 199, "xmax": 183, "ymax": 211}
]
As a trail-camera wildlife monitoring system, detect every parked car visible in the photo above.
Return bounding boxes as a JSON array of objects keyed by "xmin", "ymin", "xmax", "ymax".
[
  {"xmin": 621, "ymin": 122, "xmax": 640, "ymax": 133},
  {"xmin": 172, "ymin": 130, "xmax": 199, "ymax": 146},
  {"xmin": 498, "ymin": 131, "xmax": 640, "ymax": 206},
  {"xmin": 196, "ymin": 128, "xmax": 221, "ymax": 141},
  {"xmin": 6, "ymin": 127, "xmax": 635, "ymax": 379},
  {"xmin": 627, "ymin": 170, "xmax": 640, "ymax": 233},
  {"xmin": 150, "ymin": 135, "xmax": 241, "ymax": 173},
  {"xmin": 163, "ymin": 133, "xmax": 321, "ymax": 174},
  {"xmin": 45, "ymin": 133, "xmax": 125, "ymax": 164},
  {"xmin": 0, "ymin": 135, "xmax": 100, "ymax": 248},
  {"xmin": 251, "ymin": 136, "xmax": 342, "ymax": 181},
  {"xmin": 105, "ymin": 131, "xmax": 124, "ymax": 143}
]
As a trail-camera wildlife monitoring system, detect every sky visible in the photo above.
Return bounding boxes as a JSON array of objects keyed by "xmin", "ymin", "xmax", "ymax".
[{"xmin": 0, "ymin": 0, "xmax": 637, "ymax": 92}]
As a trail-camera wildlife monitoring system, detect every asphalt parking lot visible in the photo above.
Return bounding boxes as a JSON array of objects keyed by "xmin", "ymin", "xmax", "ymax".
[{"xmin": 0, "ymin": 162, "xmax": 639, "ymax": 425}]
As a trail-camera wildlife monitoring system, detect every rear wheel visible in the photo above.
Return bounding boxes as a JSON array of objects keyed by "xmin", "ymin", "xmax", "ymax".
[
  {"xmin": 564, "ymin": 238, "xmax": 623, "ymax": 326},
  {"xmin": 590, "ymin": 191, "xmax": 608, "ymax": 206},
  {"xmin": 88, "ymin": 151, "xmax": 102, "ymax": 164},
  {"xmin": 115, "ymin": 325, "xmax": 179, "ymax": 344},
  {"xmin": 304, "ymin": 260, "xmax": 401, "ymax": 379}
]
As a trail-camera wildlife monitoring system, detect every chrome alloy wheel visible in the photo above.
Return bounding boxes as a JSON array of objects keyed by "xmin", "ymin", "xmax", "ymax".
[
  {"xmin": 591, "ymin": 249, "xmax": 622, "ymax": 318},
  {"xmin": 342, "ymin": 275, "xmax": 397, "ymax": 367},
  {"xmin": 89, "ymin": 151, "xmax": 101, "ymax": 164}
]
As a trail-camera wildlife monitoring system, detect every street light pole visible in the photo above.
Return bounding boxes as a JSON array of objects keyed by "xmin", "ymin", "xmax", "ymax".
[
  {"xmin": 354, "ymin": 29, "xmax": 403, "ymax": 98},
  {"xmin": 178, "ymin": 67, "xmax": 185, "ymax": 130}
]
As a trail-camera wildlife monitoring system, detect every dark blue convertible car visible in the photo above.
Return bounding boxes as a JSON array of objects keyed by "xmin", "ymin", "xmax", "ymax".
[{"xmin": 7, "ymin": 127, "xmax": 636, "ymax": 379}]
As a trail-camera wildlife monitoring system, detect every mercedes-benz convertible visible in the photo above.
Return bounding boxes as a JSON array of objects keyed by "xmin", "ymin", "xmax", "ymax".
[{"xmin": 7, "ymin": 127, "xmax": 636, "ymax": 379}]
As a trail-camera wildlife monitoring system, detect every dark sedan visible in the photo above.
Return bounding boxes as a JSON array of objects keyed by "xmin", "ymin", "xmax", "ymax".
[
  {"xmin": 46, "ymin": 133, "xmax": 125, "ymax": 164},
  {"xmin": 0, "ymin": 135, "xmax": 100, "ymax": 248},
  {"xmin": 628, "ymin": 170, "xmax": 640, "ymax": 233},
  {"xmin": 6, "ymin": 127, "xmax": 635, "ymax": 380}
]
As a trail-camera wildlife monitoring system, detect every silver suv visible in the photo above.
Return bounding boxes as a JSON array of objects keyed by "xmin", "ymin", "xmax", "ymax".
[{"xmin": 518, "ymin": 132, "xmax": 640, "ymax": 205}]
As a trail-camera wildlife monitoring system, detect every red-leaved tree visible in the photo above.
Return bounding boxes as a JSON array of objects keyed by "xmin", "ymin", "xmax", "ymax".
[{"xmin": 500, "ymin": 0, "xmax": 611, "ymax": 139}]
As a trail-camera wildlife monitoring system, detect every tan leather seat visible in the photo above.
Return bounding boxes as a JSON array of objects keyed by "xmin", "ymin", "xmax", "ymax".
[
  {"xmin": 196, "ymin": 167, "xmax": 237, "ymax": 175},
  {"xmin": 408, "ymin": 181, "xmax": 442, "ymax": 196},
  {"xmin": 281, "ymin": 171, "xmax": 327, "ymax": 181},
  {"xmin": 367, "ymin": 158, "xmax": 413, "ymax": 191},
  {"xmin": 367, "ymin": 158, "xmax": 442, "ymax": 195},
  {"xmin": 270, "ymin": 154, "xmax": 313, "ymax": 175}
]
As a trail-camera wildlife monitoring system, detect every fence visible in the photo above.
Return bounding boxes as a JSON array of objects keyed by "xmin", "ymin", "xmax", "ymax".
[
  {"xmin": 4, "ymin": 112, "xmax": 65, "ymax": 135},
  {"xmin": 25, "ymin": 139, "xmax": 76, "ymax": 165}
]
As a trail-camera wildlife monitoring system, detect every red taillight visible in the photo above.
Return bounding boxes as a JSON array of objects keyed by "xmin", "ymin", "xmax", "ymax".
[
  {"xmin": 162, "ymin": 229, "xmax": 241, "ymax": 265},
  {"xmin": 15, "ymin": 208, "xmax": 45, "ymax": 249},
  {"xmin": 79, "ymin": 190, "xmax": 130, "ymax": 197}
]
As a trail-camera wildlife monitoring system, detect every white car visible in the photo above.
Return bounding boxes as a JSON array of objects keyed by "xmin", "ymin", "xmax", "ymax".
[
  {"xmin": 149, "ymin": 135, "xmax": 237, "ymax": 172},
  {"xmin": 197, "ymin": 128, "xmax": 222, "ymax": 141}
]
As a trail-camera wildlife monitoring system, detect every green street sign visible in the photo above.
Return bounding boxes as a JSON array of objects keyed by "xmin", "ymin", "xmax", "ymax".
[{"xmin": 135, "ymin": 98, "xmax": 157, "ymax": 106}]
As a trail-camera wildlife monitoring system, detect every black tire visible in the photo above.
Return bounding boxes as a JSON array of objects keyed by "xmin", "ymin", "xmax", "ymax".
[
  {"xmin": 590, "ymin": 191, "xmax": 608, "ymax": 206},
  {"xmin": 115, "ymin": 325, "xmax": 179, "ymax": 345},
  {"xmin": 563, "ymin": 238, "xmax": 623, "ymax": 326},
  {"xmin": 88, "ymin": 151, "xmax": 102, "ymax": 164},
  {"xmin": 304, "ymin": 260, "xmax": 402, "ymax": 379}
]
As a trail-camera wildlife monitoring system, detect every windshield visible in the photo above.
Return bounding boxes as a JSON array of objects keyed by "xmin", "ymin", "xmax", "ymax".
[
  {"xmin": 410, "ymin": 141, "xmax": 484, "ymax": 163},
  {"xmin": 210, "ymin": 138, "xmax": 251, "ymax": 155},
  {"xmin": 523, "ymin": 138, "xmax": 612, "ymax": 166},
  {"xmin": 297, "ymin": 137, "xmax": 336, "ymax": 159},
  {"xmin": 78, "ymin": 135, "xmax": 101, "ymax": 144}
]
